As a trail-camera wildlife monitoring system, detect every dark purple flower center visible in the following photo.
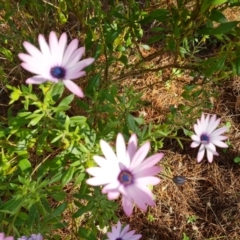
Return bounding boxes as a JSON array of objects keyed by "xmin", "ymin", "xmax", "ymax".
[
  {"xmin": 50, "ymin": 66, "xmax": 66, "ymax": 79},
  {"xmin": 200, "ymin": 134, "xmax": 209, "ymax": 143},
  {"xmin": 116, "ymin": 238, "xmax": 122, "ymax": 240},
  {"xmin": 118, "ymin": 170, "xmax": 133, "ymax": 186}
]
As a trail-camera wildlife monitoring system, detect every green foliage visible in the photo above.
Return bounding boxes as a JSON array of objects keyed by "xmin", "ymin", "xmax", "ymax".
[{"xmin": 0, "ymin": 0, "xmax": 238, "ymax": 238}]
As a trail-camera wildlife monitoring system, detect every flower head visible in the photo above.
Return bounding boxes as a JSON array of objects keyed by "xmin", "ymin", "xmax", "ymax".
[
  {"xmin": 86, "ymin": 133, "xmax": 164, "ymax": 216},
  {"xmin": 18, "ymin": 234, "xmax": 43, "ymax": 240},
  {"xmin": 18, "ymin": 31, "xmax": 95, "ymax": 98},
  {"xmin": 191, "ymin": 113, "xmax": 228, "ymax": 163},
  {"xmin": 0, "ymin": 233, "xmax": 14, "ymax": 240},
  {"xmin": 106, "ymin": 221, "xmax": 142, "ymax": 240}
]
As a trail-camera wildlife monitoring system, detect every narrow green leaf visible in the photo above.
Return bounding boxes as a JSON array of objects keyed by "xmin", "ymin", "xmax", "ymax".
[{"xmin": 61, "ymin": 166, "xmax": 75, "ymax": 186}]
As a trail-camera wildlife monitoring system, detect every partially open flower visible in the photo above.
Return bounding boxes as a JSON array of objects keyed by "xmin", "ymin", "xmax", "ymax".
[
  {"xmin": 86, "ymin": 133, "xmax": 164, "ymax": 216},
  {"xmin": 18, "ymin": 234, "xmax": 43, "ymax": 240},
  {"xmin": 191, "ymin": 113, "xmax": 228, "ymax": 163},
  {"xmin": 106, "ymin": 221, "xmax": 142, "ymax": 240},
  {"xmin": 18, "ymin": 31, "xmax": 94, "ymax": 98}
]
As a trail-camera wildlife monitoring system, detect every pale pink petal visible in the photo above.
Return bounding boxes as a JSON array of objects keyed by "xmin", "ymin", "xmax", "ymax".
[
  {"xmin": 63, "ymin": 80, "xmax": 84, "ymax": 98},
  {"xmin": 116, "ymin": 133, "xmax": 128, "ymax": 166},
  {"xmin": 211, "ymin": 135, "xmax": 228, "ymax": 141},
  {"xmin": 207, "ymin": 149, "xmax": 214, "ymax": 163},
  {"xmin": 135, "ymin": 175, "xmax": 160, "ymax": 185},
  {"xmin": 134, "ymin": 166, "xmax": 161, "ymax": 178},
  {"xmin": 134, "ymin": 153, "xmax": 163, "ymax": 172},
  {"xmin": 62, "ymin": 39, "xmax": 79, "ymax": 65},
  {"xmin": 102, "ymin": 181, "xmax": 120, "ymax": 193},
  {"xmin": 205, "ymin": 142, "xmax": 216, "ymax": 153},
  {"xmin": 206, "ymin": 115, "xmax": 220, "ymax": 133},
  {"xmin": 191, "ymin": 134, "xmax": 201, "ymax": 143},
  {"xmin": 64, "ymin": 47, "xmax": 86, "ymax": 68},
  {"xmin": 191, "ymin": 141, "xmax": 200, "ymax": 148},
  {"xmin": 125, "ymin": 187, "xmax": 148, "ymax": 211},
  {"xmin": 68, "ymin": 58, "xmax": 95, "ymax": 72},
  {"xmin": 65, "ymin": 71, "xmax": 86, "ymax": 80},
  {"xmin": 20, "ymin": 62, "xmax": 46, "ymax": 75},
  {"xmin": 131, "ymin": 142, "xmax": 150, "ymax": 168},
  {"xmin": 210, "ymin": 127, "xmax": 228, "ymax": 137},
  {"xmin": 107, "ymin": 190, "xmax": 120, "ymax": 200},
  {"xmin": 58, "ymin": 32, "xmax": 68, "ymax": 63},
  {"xmin": 86, "ymin": 176, "xmax": 111, "ymax": 186},
  {"xmin": 211, "ymin": 140, "xmax": 228, "ymax": 148},
  {"xmin": 38, "ymin": 34, "xmax": 51, "ymax": 58},
  {"xmin": 197, "ymin": 144, "xmax": 205, "ymax": 162},
  {"xmin": 26, "ymin": 76, "xmax": 48, "ymax": 84},
  {"xmin": 194, "ymin": 123, "xmax": 201, "ymax": 136},
  {"xmin": 93, "ymin": 156, "xmax": 108, "ymax": 167},
  {"xmin": 100, "ymin": 139, "xmax": 118, "ymax": 162},
  {"xmin": 23, "ymin": 41, "xmax": 43, "ymax": 59},
  {"xmin": 49, "ymin": 31, "xmax": 59, "ymax": 62}
]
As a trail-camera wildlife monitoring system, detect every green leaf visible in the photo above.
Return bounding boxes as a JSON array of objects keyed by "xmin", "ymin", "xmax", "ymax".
[
  {"xmin": 85, "ymin": 74, "xmax": 100, "ymax": 95},
  {"xmin": 51, "ymin": 192, "xmax": 67, "ymax": 201},
  {"xmin": 127, "ymin": 114, "xmax": 136, "ymax": 131},
  {"xmin": 72, "ymin": 202, "xmax": 94, "ymax": 218},
  {"xmin": 61, "ymin": 166, "xmax": 75, "ymax": 186},
  {"xmin": 18, "ymin": 159, "xmax": 31, "ymax": 171},
  {"xmin": 52, "ymin": 82, "xmax": 64, "ymax": 101},
  {"xmin": 58, "ymin": 94, "xmax": 74, "ymax": 107},
  {"xmin": 200, "ymin": 0, "xmax": 227, "ymax": 14},
  {"xmin": 235, "ymin": 57, "xmax": 240, "ymax": 76},
  {"xmin": 199, "ymin": 21, "xmax": 239, "ymax": 35},
  {"xmin": 209, "ymin": 9, "xmax": 227, "ymax": 23},
  {"xmin": 28, "ymin": 114, "xmax": 44, "ymax": 126},
  {"xmin": 53, "ymin": 202, "xmax": 68, "ymax": 216}
]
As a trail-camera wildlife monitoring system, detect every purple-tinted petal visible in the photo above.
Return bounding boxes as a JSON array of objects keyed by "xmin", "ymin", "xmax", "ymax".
[
  {"xmin": 122, "ymin": 196, "xmax": 133, "ymax": 216},
  {"xmin": 116, "ymin": 133, "xmax": 128, "ymax": 166},
  {"xmin": 211, "ymin": 140, "xmax": 228, "ymax": 148},
  {"xmin": 134, "ymin": 153, "xmax": 163, "ymax": 173},
  {"xmin": 135, "ymin": 175, "xmax": 160, "ymax": 185},
  {"xmin": 122, "ymin": 229, "xmax": 135, "ymax": 238},
  {"xmin": 63, "ymin": 79, "xmax": 84, "ymax": 97},
  {"xmin": 134, "ymin": 166, "xmax": 161, "ymax": 178},
  {"xmin": 120, "ymin": 224, "xmax": 130, "ymax": 237},
  {"xmin": 62, "ymin": 39, "xmax": 79, "ymax": 65},
  {"xmin": 127, "ymin": 134, "xmax": 138, "ymax": 160}
]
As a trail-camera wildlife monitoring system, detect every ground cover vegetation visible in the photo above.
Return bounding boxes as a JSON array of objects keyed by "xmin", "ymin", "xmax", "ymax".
[{"xmin": 0, "ymin": 0, "xmax": 240, "ymax": 239}]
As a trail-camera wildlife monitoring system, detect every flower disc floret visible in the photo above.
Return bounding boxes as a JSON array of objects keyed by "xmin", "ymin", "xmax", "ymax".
[
  {"xmin": 191, "ymin": 113, "xmax": 228, "ymax": 163},
  {"xmin": 86, "ymin": 133, "xmax": 164, "ymax": 216},
  {"xmin": 18, "ymin": 31, "xmax": 95, "ymax": 98}
]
